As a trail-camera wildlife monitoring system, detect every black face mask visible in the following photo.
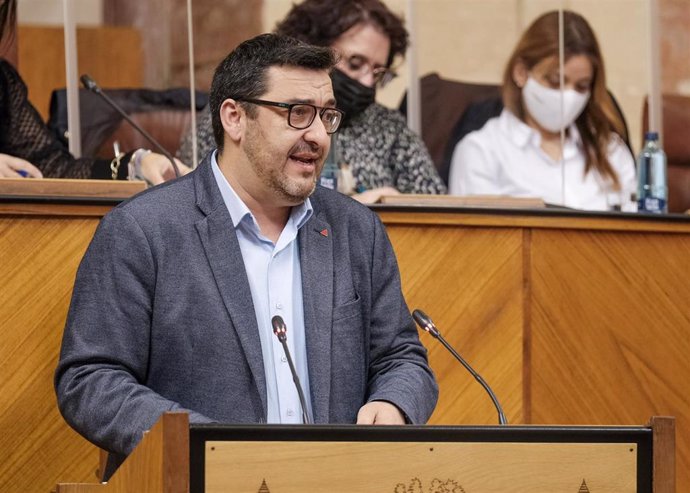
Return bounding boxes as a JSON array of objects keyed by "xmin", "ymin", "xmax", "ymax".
[{"xmin": 330, "ymin": 68, "xmax": 376, "ymax": 125}]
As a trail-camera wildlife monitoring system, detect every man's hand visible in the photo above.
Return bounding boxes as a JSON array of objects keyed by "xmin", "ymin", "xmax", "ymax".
[
  {"xmin": 0, "ymin": 153, "xmax": 43, "ymax": 178},
  {"xmin": 356, "ymin": 401, "xmax": 406, "ymax": 425},
  {"xmin": 140, "ymin": 152, "xmax": 191, "ymax": 185}
]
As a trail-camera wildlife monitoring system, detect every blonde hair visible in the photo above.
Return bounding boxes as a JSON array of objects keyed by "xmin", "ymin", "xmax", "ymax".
[{"xmin": 502, "ymin": 10, "xmax": 626, "ymax": 188}]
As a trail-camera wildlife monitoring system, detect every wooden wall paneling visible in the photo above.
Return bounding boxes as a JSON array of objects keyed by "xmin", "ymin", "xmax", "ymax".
[
  {"xmin": 529, "ymin": 228, "xmax": 690, "ymax": 490},
  {"xmin": 0, "ymin": 26, "xmax": 18, "ymax": 66},
  {"xmin": 0, "ymin": 215, "xmax": 102, "ymax": 493},
  {"xmin": 385, "ymin": 224, "xmax": 525, "ymax": 425},
  {"xmin": 16, "ymin": 25, "xmax": 142, "ymax": 121}
]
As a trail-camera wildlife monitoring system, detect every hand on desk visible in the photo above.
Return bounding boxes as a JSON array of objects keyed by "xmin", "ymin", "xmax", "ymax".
[
  {"xmin": 356, "ymin": 401, "xmax": 406, "ymax": 425},
  {"xmin": 141, "ymin": 152, "xmax": 191, "ymax": 186},
  {"xmin": 351, "ymin": 186, "xmax": 400, "ymax": 204},
  {"xmin": 0, "ymin": 153, "xmax": 43, "ymax": 178}
]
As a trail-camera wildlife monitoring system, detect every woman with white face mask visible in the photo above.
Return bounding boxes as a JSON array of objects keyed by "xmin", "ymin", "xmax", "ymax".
[{"xmin": 448, "ymin": 10, "xmax": 636, "ymax": 211}]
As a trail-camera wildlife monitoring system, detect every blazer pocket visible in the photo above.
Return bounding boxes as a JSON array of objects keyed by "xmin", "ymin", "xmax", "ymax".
[{"xmin": 332, "ymin": 293, "xmax": 362, "ymax": 322}]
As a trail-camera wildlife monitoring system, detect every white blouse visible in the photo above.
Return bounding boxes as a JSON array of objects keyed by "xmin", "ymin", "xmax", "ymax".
[{"xmin": 448, "ymin": 109, "xmax": 636, "ymax": 211}]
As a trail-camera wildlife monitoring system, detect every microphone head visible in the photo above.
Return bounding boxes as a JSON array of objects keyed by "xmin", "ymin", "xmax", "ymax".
[
  {"xmin": 271, "ymin": 315, "xmax": 287, "ymax": 342},
  {"xmin": 412, "ymin": 309, "xmax": 439, "ymax": 338},
  {"xmin": 80, "ymin": 74, "xmax": 100, "ymax": 93}
]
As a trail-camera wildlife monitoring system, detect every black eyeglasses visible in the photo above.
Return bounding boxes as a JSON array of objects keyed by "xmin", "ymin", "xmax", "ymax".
[
  {"xmin": 236, "ymin": 98, "xmax": 345, "ymax": 134},
  {"xmin": 343, "ymin": 54, "xmax": 397, "ymax": 87}
]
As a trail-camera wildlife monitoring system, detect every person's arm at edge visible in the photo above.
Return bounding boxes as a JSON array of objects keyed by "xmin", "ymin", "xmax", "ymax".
[
  {"xmin": 176, "ymin": 106, "xmax": 215, "ymax": 166},
  {"xmin": 390, "ymin": 111, "xmax": 447, "ymax": 195}
]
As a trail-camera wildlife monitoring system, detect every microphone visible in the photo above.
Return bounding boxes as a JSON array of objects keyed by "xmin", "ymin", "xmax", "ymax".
[
  {"xmin": 271, "ymin": 315, "xmax": 312, "ymax": 424},
  {"xmin": 412, "ymin": 309, "xmax": 508, "ymax": 425},
  {"xmin": 79, "ymin": 74, "xmax": 180, "ymax": 178}
]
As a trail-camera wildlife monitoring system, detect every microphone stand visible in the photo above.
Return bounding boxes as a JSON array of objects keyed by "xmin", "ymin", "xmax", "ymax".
[
  {"xmin": 271, "ymin": 316, "xmax": 312, "ymax": 424},
  {"xmin": 413, "ymin": 309, "xmax": 508, "ymax": 425},
  {"xmin": 79, "ymin": 74, "xmax": 181, "ymax": 178}
]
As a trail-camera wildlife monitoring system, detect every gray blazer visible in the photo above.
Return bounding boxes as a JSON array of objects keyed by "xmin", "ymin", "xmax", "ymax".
[{"xmin": 55, "ymin": 155, "xmax": 438, "ymax": 476}]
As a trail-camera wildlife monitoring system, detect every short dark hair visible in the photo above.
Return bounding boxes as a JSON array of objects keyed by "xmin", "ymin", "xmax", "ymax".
[
  {"xmin": 209, "ymin": 33, "xmax": 336, "ymax": 152},
  {"xmin": 275, "ymin": 0, "xmax": 408, "ymax": 68}
]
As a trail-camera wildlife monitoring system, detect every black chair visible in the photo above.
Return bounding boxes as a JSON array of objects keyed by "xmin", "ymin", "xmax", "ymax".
[
  {"xmin": 399, "ymin": 73, "xmax": 501, "ymax": 177},
  {"xmin": 47, "ymin": 87, "xmax": 208, "ymax": 159}
]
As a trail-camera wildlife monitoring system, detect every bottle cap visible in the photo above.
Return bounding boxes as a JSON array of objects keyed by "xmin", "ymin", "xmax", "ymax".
[{"xmin": 645, "ymin": 131, "xmax": 659, "ymax": 140}]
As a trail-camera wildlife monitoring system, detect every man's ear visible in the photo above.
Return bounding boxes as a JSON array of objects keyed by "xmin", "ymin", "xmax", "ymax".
[
  {"xmin": 220, "ymin": 98, "xmax": 244, "ymax": 143},
  {"xmin": 512, "ymin": 60, "xmax": 529, "ymax": 88}
]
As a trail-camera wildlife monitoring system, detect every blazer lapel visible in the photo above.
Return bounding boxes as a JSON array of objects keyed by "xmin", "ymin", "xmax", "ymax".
[
  {"xmin": 299, "ymin": 208, "xmax": 333, "ymax": 423},
  {"xmin": 193, "ymin": 158, "xmax": 267, "ymax": 418}
]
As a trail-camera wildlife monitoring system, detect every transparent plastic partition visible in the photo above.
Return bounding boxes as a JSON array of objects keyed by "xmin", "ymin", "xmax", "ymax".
[
  {"xmin": 17, "ymin": 0, "xmax": 660, "ymax": 209},
  {"xmin": 404, "ymin": 0, "xmax": 656, "ymax": 212},
  {"xmin": 15, "ymin": 0, "xmax": 207, "ymax": 170}
]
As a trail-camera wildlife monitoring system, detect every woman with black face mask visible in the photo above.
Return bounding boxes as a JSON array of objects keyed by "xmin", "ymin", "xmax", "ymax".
[{"xmin": 178, "ymin": 0, "xmax": 446, "ymax": 203}]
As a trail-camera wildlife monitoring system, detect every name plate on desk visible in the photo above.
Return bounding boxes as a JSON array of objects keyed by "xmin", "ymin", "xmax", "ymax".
[
  {"xmin": 204, "ymin": 440, "xmax": 636, "ymax": 492},
  {"xmin": 0, "ymin": 177, "xmax": 145, "ymax": 200},
  {"xmin": 190, "ymin": 424, "xmax": 654, "ymax": 493},
  {"xmin": 379, "ymin": 194, "xmax": 546, "ymax": 208}
]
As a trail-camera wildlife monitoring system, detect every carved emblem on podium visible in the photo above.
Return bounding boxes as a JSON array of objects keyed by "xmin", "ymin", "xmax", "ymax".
[
  {"xmin": 257, "ymin": 478, "xmax": 271, "ymax": 492},
  {"xmin": 391, "ymin": 477, "xmax": 592, "ymax": 492},
  {"xmin": 394, "ymin": 477, "xmax": 467, "ymax": 492}
]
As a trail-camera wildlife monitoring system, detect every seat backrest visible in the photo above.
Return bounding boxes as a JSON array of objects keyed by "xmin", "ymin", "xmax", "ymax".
[
  {"xmin": 440, "ymin": 96, "xmax": 504, "ymax": 185},
  {"xmin": 642, "ymin": 94, "xmax": 690, "ymax": 213},
  {"xmin": 399, "ymin": 73, "xmax": 501, "ymax": 173},
  {"xmin": 47, "ymin": 87, "xmax": 208, "ymax": 160},
  {"xmin": 95, "ymin": 109, "xmax": 192, "ymax": 160}
]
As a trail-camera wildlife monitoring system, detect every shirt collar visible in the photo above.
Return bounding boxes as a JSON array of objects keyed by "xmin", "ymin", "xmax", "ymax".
[
  {"xmin": 500, "ymin": 109, "xmax": 582, "ymax": 159},
  {"xmin": 211, "ymin": 151, "xmax": 313, "ymax": 231}
]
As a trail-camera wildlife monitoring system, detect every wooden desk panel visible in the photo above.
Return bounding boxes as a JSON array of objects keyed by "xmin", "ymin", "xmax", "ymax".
[
  {"xmin": 380, "ymin": 208, "xmax": 689, "ymax": 491},
  {"xmin": 384, "ymin": 225, "xmax": 525, "ymax": 425},
  {"xmin": 529, "ymin": 228, "xmax": 690, "ymax": 490},
  {"xmin": 2, "ymin": 201, "xmax": 689, "ymax": 492},
  {"xmin": 0, "ymin": 214, "xmax": 103, "ymax": 492}
]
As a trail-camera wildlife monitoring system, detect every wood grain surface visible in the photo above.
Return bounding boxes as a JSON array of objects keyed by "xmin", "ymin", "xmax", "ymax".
[
  {"xmin": 2, "ymin": 202, "xmax": 689, "ymax": 491},
  {"xmin": 0, "ymin": 214, "xmax": 102, "ymax": 492},
  {"xmin": 206, "ymin": 440, "xmax": 637, "ymax": 492},
  {"xmin": 17, "ymin": 25, "xmax": 142, "ymax": 120},
  {"xmin": 382, "ymin": 211, "xmax": 690, "ymax": 491}
]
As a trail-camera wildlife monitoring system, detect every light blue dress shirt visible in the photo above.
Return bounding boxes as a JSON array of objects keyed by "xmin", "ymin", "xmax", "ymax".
[{"xmin": 211, "ymin": 153, "xmax": 314, "ymax": 423}]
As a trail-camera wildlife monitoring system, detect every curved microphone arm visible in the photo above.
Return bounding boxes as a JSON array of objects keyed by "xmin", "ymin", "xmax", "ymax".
[
  {"xmin": 412, "ymin": 309, "xmax": 508, "ymax": 425},
  {"xmin": 79, "ymin": 74, "xmax": 181, "ymax": 178}
]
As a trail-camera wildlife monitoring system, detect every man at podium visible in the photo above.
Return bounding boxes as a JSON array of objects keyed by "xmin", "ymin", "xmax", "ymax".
[{"xmin": 55, "ymin": 33, "xmax": 438, "ymax": 480}]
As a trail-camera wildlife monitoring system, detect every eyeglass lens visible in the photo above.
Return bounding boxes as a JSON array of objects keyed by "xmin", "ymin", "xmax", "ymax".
[
  {"xmin": 346, "ymin": 55, "xmax": 389, "ymax": 85},
  {"xmin": 289, "ymin": 105, "xmax": 341, "ymax": 134}
]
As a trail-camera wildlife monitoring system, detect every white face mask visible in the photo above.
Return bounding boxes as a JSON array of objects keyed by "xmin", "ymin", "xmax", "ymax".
[{"xmin": 521, "ymin": 76, "xmax": 590, "ymax": 133}]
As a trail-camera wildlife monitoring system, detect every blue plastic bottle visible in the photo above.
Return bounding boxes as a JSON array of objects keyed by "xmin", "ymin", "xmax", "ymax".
[
  {"xmin": 319, "ymin": 134, "xmax": 339, "ymax": 191},
  {"xmin": 636, "ymin": 131, "xmax": 667, "ymax": 213}
]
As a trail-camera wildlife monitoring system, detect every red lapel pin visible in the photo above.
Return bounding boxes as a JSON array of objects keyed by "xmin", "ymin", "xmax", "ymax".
[{"xmin": 319, "ymin": 228, "xmax": 328, "ymax": 237}]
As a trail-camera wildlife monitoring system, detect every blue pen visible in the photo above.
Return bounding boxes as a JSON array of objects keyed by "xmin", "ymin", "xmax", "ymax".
[{"xmin": 17, "ymin": 170, "xmax": 30, "ymax": 178}]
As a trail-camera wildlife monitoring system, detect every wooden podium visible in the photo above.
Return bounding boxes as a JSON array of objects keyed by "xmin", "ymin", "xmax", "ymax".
[
  {"xmin": 55, "ymin": 412, "xmax": 675, "ymax": 493},
  {"xmin": 2, "ymin": 187, "xmax": 690, "ymax": 492}
]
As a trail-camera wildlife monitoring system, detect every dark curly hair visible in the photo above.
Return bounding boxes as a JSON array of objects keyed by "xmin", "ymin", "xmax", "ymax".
[{"xmin": 275, "ymin": 0, "xmax": 408, "ymax": 68}]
